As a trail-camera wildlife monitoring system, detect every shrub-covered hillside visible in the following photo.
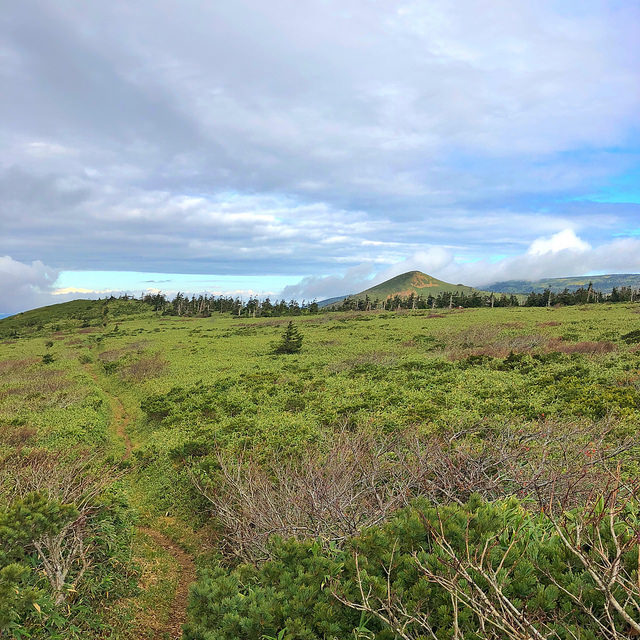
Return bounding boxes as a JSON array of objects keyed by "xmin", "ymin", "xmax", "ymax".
[{"xmin": 1, "ymin": 302, "xmax": 639, "ymax": 638}]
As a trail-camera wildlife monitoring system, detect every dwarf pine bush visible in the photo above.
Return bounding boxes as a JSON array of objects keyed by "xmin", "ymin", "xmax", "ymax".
[{"xmin": 185, "ymin": 495, "xmax": 640, "ymax": 640}]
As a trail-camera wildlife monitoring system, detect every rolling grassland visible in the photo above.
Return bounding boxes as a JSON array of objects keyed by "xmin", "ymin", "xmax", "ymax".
[{"xmin": 1, "ymin": 302, "xmax": 640, "ymax": 638}]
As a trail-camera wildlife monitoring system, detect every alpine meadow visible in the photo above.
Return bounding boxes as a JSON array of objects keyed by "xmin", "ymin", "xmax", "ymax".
[{"xmin": 1, "ymin": 290, "xmax": 640, "ymax": 638}]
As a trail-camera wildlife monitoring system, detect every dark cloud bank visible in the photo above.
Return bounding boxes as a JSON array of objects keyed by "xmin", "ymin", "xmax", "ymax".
[{"xmin": 1, "ymin": 0, "xmax": 639, "ymax": 312}]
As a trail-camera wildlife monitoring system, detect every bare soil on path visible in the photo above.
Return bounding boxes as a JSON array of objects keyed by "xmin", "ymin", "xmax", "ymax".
[
  {"xmin": 86, "ymin": 365, "xmax": 196, "ymax": 639},
  {"xmin": 138, "ymin": 528, "xmax": 197, "ymax": 640},
  {"xmin": 84, "ymin": 366, "xmax": 133, "ymax": 460}
]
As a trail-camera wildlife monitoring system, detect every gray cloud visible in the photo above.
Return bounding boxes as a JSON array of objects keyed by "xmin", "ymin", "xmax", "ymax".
[
  {"xmin": 1, "ymin": 0, "xmax": 639, "ymax": 309},
  {"xmin": 0, "ymin": 256, "xmax": 61, "ymax": 314},
  {"xmin": 281, "ymin": 263, "xmax": 377, "ymax": 301}
]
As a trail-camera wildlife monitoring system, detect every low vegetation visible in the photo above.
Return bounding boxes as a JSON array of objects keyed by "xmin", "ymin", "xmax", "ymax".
[{"xmin": 1, "ymin": 297, "xmax": 639, "ymax": 638}]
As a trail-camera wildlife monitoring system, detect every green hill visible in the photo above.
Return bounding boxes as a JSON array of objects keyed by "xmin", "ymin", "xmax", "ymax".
[
  {"xmin": 0, "ymin": 298, "xmax": 150, "ymax": 338},
  {"xmin": 486, "ymin": 273, "xmax": 640, "ymax": 295},
  {"xmin": 317, "ymin": 294, "xmax": 351, "ymax": 308},
  {"xmin": 338, "ymin": 270, "xmax": 481, "ymax": 305}
]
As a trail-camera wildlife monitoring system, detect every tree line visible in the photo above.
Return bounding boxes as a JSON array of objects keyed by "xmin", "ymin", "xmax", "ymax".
[
  {"xmin": 102, "ymin": 282, "xmax": 640, "ymax": 319},
  {"xmin": 337, "ymin": 283, "xmax": 640, "ymax": 311},
  {"xmin": 139, "ymin": 292, "xmax": 319, "ymax": 317},
  {"xmin": 335, "ymin": 290, "xmax": 520, "ymax": 311},
  {"xmin": 524, "ymin": 284, "xmax": 640, "ymax": 306}
]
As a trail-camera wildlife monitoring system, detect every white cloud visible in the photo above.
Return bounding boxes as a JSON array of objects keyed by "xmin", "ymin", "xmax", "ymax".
[
  {"xmin": 1, "ymin": 1, "xmax": 639, "ymax": 294},
  {"xmin": 52, "ymin": 286, "xmax": 117, "ymax": 295},
  {"xmin": 527, "ymin": 229, "xmax": 591, "ymax": 256},
  {"xmin": 419, "ymin": 233, "xmax": 640, "ymax": 287},
  {"xmin": 285, "ymin": 231, "xmax": 640, "ymax": 299},
  {"xmin": 0, "ymin": 256, "xmax": 60, "ymax": 314},
  {"xmin": 25, "ymin": 141, "xmax": 74, "ymax": 157}
]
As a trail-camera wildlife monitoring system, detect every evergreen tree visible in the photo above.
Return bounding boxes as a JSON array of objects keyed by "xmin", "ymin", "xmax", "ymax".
[{"xmin": 274, "ymin": 321, "xmax": 303, "ymax": 354}]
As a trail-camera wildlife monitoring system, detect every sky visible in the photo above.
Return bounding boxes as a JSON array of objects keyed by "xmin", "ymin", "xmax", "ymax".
[{"xmin": 1, "ymin": 0, "xmax": 640, "ymax": 314}]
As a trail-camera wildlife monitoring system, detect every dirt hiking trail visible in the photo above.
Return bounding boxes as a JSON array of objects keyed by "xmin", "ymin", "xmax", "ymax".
[{"xmin": 87, "ymin": 365, "xmax": 196, "ymax": 639}]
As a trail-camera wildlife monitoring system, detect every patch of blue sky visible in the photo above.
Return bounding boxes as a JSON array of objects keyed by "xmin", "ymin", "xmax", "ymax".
[
  {"xmin": 612, "ymin": 229, "xmax": 640, "ymax": 238},
  {"xmin": 454, "ymin": 253, "xmax": 508, "ymax": 264},
  {"xmin": 566, "ymin": 167, "xmax": 640, "ymax": 205},
  {"xmin": 55, "ymin": 271, "xmax": 298, "ymax": 296},
  {"xmin": 452, "ymin": 256, "xmax": 481, "ymax": 264},
  {"xmin": 585, "ymin": 191, "xmax": 640, "ymax": 205}
]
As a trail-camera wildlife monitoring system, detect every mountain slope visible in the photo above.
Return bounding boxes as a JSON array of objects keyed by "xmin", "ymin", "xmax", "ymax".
[
  {"xmin": 334, "ymin": 271, "xmax": 481, "ymax": 305},
  {"xmin": 0, "ymin": 298, "xmax": 150, "ymax": 338},
  {"xmin": 317, "ymin": 294, "xmax": 351, "ymax": 308},
  {"xmin": 486, "ymin": 273, "xmax": 640, "ymax": 294}
]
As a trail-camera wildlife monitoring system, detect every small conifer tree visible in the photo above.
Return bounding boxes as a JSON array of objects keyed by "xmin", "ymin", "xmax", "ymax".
[{"xmin": 274, "ymin": 321, "xmax": 303, "ymax": 354}]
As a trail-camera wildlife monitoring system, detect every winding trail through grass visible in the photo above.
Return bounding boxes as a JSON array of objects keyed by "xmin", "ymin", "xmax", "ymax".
[
  {"xmin": 138, "ymin": 528, "xmax": 197, "ymax": 640},
  {"xmin": 86, "ymin": 365, "xmax": 196, "ymax": 639},
  {"xmin": 107, "ymin": 383, "xmax": 134, "ymax": 461}
]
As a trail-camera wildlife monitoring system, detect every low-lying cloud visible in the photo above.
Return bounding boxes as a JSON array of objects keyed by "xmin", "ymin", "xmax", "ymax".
[
  {"xmin": 285, "ymin": 230, "xmax": 640, "ymax": 300},
  {"xmin": 0, "ymin": 256, "xmax": 60, "ymax": 314},
  {"xmin": 3, "ymin": 229, "xmax": 640, "ymax": 314}
]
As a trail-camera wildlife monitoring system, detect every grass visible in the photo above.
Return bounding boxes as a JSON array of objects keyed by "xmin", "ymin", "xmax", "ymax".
[{"xmin": 1, "ymin": 301, "xmax": 640, "ymax": 636}]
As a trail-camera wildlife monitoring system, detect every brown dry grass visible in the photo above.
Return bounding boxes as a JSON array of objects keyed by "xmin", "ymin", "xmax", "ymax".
[
  {"xmin": 545, "ymin": 338, "xmax": 616, "ymax": 355},
  {"xmin": 98, "ymin": 349, "xmax": 127, "ymax": 362},
  {"xmin": 238, "ymin": 318, "xmax": 289, "ymax": 328},
  {"xmin": 0, "ymin": 424, "xmax": 37, "ymax": 447},
  {"xmin": 317, "ymin": 339, "xmax": 340, "ymax": 347},
  {"xmin": 616, "ymin": 372, "xmax": 640, "ymax": 389},
  {"xmin": 329, "ymin": 350, "xmax": 398, "ymax": 373},
  {"xmin": 0, "ymin": 357, "xmax": 38, "ymax": 374},
  {"xmin": 121, "ymin": 354, "xmax": 168, "ymax": 381},
  {"xmin": 446, "ymin": 326, "xmax": 548, "ymax": 359},
  {"xmin": 126, "ymin": 340, "xmax": 150, "ymax": 350},
  {"xmin": 0, "ymin": 368, "xmax": 87, "ymax": 410},
  {"xmin": 446, "ymin": 326, "xmax": 616, "ymax": 360}
]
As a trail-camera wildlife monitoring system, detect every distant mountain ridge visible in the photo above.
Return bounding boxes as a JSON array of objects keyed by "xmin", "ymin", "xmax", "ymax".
[
  {"xmin": 485, "ymin": 273, "xmax": 640, "ymax": 294},
  {"xmin": 322, "ymin": 271, "xmax": 484, "ymax": 307},
  {"xmin": 319, "ymin": 271, "xmax": 640, "ymax": 306},
  {"xmin": 317, "ymin": 294, "xmax": 351, "ymax": 308}
]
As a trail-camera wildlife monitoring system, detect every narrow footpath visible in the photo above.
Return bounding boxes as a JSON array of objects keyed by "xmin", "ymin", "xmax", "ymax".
[{"xmin": 86, "ymin": 366, "xmax": 196, "ymax": 640}]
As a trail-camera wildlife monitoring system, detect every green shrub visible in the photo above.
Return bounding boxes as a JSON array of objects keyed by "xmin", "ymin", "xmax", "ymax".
[
  {"xmin": 0, "ymin": 493, "xmax": 77, "ymax": 634},
  {"xmin": 185, "ymin": 496, "xmax": 640, "ymax": 640},
  {"xmin": 621, "ymin": 329, "xmax": 640, "ymax": 344}
]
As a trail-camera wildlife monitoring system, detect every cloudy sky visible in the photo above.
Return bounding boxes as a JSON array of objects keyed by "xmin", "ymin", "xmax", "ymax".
[{"xmin": 1, "ymin": 0, "xmax": 639, "ymax": 314}]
